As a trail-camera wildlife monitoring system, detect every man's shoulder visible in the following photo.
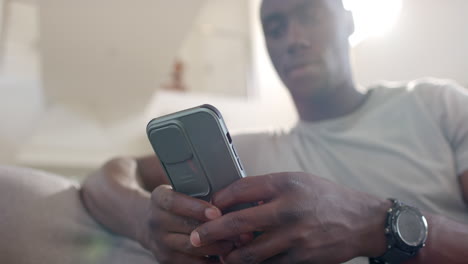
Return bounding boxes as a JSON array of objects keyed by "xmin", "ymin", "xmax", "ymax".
[
  {"xmin": 366, "ymin": 78, "xmax": 467, "ymax": 127},
  {"xmin": 370, "ymin": 77, "xmax": 463, "ymax": 98}
]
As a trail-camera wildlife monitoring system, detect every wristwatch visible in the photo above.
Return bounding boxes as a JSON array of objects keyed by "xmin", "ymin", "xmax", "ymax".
[{"xmin": 369, "ymin": 199, "xmax": 428, "ymax": 264}]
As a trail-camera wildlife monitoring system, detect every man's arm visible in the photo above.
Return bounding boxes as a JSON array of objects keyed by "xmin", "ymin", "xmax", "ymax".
[
  {"xmin": 189, "ymin": 172, "xmax": 468, "ymax": 264},
  {"xmin": 80, "ymin": 157, "xmax": 154, "ymax": 242},
  {"xmin": 409, "ymin": 170, "xmax": 468, "ymax": 264},
  {"xmin": 81, "ymin": 157, "xmax": 233, "ymax": 264},
  {"xmin": 405, "ymin": 214, "xmax": 468, "ymax": 264},
  {"xmin": 404, "ymin": 171, "xmax": 468, "ymax": 264}
]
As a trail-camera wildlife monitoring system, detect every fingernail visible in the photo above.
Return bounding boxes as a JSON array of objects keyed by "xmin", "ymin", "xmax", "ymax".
[
  {"xmin": 190, "ymin": 231, "xmax": 201, "ymax": 247},
  {"xmin": 205, "ymin": 207, "xmax": 222, "ymax": 220}
]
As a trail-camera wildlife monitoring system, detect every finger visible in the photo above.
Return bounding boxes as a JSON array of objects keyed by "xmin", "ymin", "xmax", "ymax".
[
  {"xmin": 211, "ymin": 174, "xmax": 281, "ymax": 210},
  {"xmin": 154, "ymin": 209, "xmax": 202, "ymax": 234},
  {"xmin": 261, "ymin": 253, "xmax": 291, "ymax": 264},
  {"xmin": 163, "ymin": 233, "xmax": 234, "ymax": 257},
  {"xmin": 235, "ymin": 233, "xmax": 255, "ymax": 248},
  {"xmin": 224, "ymin": 228, "xmax": 290, "ymax": 264},
  {"xmin": 157, "ymin": 252, "xmax": 222, "ymax": 264},
  {"xmin": 231, "ymin": 233, "xmax": 255, "ymax": 248},
  {"xmin": 191, "ymin": 202, "xmax": 282, "ymax": 247},
  {"xmin": 147, "ymin": 207, "xmax": 211, "ymax": 256},
  {"xmin": 152, "ymin": 185, "xmax": 222, "ymax": 221}
]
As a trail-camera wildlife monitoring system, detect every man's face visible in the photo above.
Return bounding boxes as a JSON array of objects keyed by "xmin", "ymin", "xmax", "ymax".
[{"xmin": 261, "ymin": 0, "xmax": 353, "ymax": 99}]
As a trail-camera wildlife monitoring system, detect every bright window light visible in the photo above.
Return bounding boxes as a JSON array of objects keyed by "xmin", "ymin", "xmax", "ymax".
[{"xmin": 343, "ymin": 0, "xmax": 403, "ymax": 45}]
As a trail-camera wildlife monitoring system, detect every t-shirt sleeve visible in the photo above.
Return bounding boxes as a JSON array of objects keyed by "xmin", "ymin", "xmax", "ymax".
[{"xmin": 413, "ymin": 79, "xmax": 468, "ymax": 175}]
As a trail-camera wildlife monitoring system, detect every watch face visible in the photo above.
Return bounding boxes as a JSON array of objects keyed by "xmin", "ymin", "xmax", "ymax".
[{"xmin": 395, "ymin": 207, "xmax": 427, "ymax": 247}]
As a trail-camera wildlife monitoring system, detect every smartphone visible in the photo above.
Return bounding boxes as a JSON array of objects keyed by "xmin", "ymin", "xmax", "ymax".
[{"xmin": 146, "ymin": 104, "xmax": 248, "ymax": 209}]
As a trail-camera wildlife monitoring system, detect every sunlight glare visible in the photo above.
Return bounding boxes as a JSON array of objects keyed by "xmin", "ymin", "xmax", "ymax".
[{"xmin": 343, "ymin": 0, "xmax": 403, "ymax": 45}]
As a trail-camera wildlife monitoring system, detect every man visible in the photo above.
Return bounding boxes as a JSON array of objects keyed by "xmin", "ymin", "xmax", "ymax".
[
  {"xmin": 2, "ymin": 0, "xmax": 467, "ymax": 263},
  {"xmin": 81, "ymin": 0, "xmax": 468, "ymax": 263}
]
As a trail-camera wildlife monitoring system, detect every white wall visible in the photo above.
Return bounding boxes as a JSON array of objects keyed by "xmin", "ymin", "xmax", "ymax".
[
  {"xmin": 39, "ymin": 0, "xmax": 205, "ymax": 122},
  {"xmin": 0, "ymin": 2, "xmax": 43, "ymax": 164},
  {"xmin": 0, "ymin": 78, "xmax": 44, "ymax": 163},
  {"xmin": 0, "ymin": 1, "xmax": 206, "ymax": 167},
  {"xmin": 1, "ymin": 2, "xmax": 40, "ymax": 79},
  {"xmin": 352, "ymin": 0, "xmax": 468, "ymax": 87},
  {"xmin": 179, "ymin": 0, "xmax": 252, "ymax": 97}
]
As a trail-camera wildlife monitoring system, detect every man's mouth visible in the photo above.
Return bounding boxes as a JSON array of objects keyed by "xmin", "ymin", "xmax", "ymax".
[{"xmin": 285, "ymin": 62, "xmax": 319, "ymax": 79}]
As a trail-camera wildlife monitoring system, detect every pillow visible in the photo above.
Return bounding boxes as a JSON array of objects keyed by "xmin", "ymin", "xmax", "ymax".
[{"xmin": 0, "ymin": 166, "xmax": 155, "ymax": 264}]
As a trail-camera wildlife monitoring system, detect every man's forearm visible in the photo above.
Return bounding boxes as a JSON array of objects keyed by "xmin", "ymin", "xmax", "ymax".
[
  {"xmin": 80, "ymin": 158, "xmax": 151, "ymax": 242},
  {"xmin": 407, "ymin": 214, "xmax": 468, "ymax": 264}
]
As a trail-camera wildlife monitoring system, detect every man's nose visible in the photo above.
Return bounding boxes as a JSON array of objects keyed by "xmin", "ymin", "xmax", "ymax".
[{"xmin": 287, "ymin": 19, "xmax": 311, "ymax": 55}]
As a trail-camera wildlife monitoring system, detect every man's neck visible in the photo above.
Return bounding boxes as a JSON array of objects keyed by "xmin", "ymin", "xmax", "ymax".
[{"xmin": 294, "ymin": 81, "xmax": 368, "ymax": 123}]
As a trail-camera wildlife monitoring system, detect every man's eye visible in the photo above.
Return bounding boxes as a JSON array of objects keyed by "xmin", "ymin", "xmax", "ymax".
[{"xmin": 265, "ymin": 21, "xmax": 287, "ymax": 39}]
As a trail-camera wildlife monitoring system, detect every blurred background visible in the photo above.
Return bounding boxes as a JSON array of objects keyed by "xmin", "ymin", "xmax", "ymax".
[{"xmin": 0, "ymin": 0, "xmax": 466, "ymax": 178}]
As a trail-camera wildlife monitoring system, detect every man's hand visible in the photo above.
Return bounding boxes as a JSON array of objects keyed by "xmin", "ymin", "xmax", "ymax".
[
  {"xmin": 189, "ymin": 172, "xmax": 391, "ymax": 264},
  {"xmin": 141, "ymin": 185, "xmax": 235, "ymax": 263},
  {"xmin": 82, "ymin": 157, "xmax": 234, "ymax": 264}
]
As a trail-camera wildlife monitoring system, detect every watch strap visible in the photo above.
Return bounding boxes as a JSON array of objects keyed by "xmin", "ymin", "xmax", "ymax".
[{"xmin": 369, "ymin": 247, "xmax": 414, "ymax": 264}]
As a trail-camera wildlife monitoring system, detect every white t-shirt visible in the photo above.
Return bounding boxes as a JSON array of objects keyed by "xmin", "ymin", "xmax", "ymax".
[
  {"xmin": 233, "ymin": 79, "xmax": 468, "ymax": 263},
  {"xmin": 235, "ymin": 78, "xmax": 468, "ymax": 222}
]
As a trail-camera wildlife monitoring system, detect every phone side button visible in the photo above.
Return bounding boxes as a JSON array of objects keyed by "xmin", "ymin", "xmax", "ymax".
[
  {"xmin": 232, "ymin": 146, "xmax": 238, "ymax": 157},
  {"xmin": 236, "ymin": 158, "xmax": 244, "ymax": 171},
  {"xmin": 226, "ymin": 132, "xmax": 233, "ymax": 143}
]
